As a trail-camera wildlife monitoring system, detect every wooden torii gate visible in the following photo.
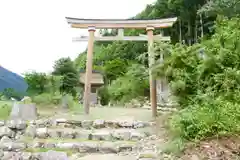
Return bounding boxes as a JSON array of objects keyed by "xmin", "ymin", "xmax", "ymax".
[{"xmin": 66, "ymin": 17, "xmax": 177, "ymax": 117}]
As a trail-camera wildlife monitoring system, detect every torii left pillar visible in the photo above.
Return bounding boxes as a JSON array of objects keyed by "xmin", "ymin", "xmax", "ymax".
[
  {"xmin": 83, "ymin": 27, "xmax": 95, "ymax": 114},
  {"xmin": 147, "ymin": 26, "xmax": 157, "ymax": 117}
]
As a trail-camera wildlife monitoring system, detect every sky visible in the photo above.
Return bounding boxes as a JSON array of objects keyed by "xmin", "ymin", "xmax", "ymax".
[{"xmin": 0, "ymin": 0, "xmax": 156, "ymax": 75}]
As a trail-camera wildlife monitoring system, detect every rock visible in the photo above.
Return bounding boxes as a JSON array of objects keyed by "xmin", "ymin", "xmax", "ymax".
[
  {"xmin": 48, "ymin": 129, "xmax": 61, "ymax": 138},
  {"xmin": 112, "ymin": 129, "xmax": 131, "ymax": 141},
  {"xmin": 61, "ymin": 129, "xmax": 77, "ymax": 139},
  {"xmin": 78, "ymin": 142, "xmax": 99, "ymax": 153},
  {"xmin": 0, "ymin": 121, "xmax": 5, "ymax": 127},
  {"xmin": 105, "ymin": 120, "xmax": 119, "ymax": 128},
  {"xmin": 133, "ymin": 121, "xmax": 149, "ymax": 129},
  {"xmin": 21, "ymin": 152, "xmax": 32, "ymax": 160},
  {"xmin": 36, "ymin": 128, "xmax": 48, "ymax": 138},
  {"xmin": 56, "ymin": 142, "xmax": 78, "ymax": 150},
  {"xmin": 117, "ymin": 142, "xmax": 135, "ymax": 152},
  {"xmin": 75, "ymin": 130, "xmax": 91, "ymax": 140},
  {"xmin": 92, "ymin": 130, "xmax": 112, "ymax": 141},
  {"xmin": 137, "ymin": 151, "xmax": 158, "ymax": 159},
  {"xmin": 25, "ymin": 125, "xmax": 37, "ymax": 138},
  {"xmin": 44, "ymin": 142, "xmax": 56, "ymax": 148},
  {"xmin": 0, "ymin": 142, "xmax": 26, "ymax": 151},
  {"xmin": 7, "ymin": 119, "xmax": 27, "ymax": 130},
  {"xmin": 81, "ymin": 120, "xmax": 93, "ymax": 129},
  {"xmin": 36, "ymin": 119, "xmax": 52, "ymax": 127},
  {"xmin": 55, "ymin": 118, "xmax": 67, "ymax": 123},
  {"xmin": 0, "ymin": 150, "xmax": 3, "ymax": 158},
  {"xmin": 32, "ymin": 141, "xmax": 45, "ymax": 148},
  {"xmin": 69, "ymin": 153, "xmax": 83, "ymax": 160},
  {"xmin": 191, "ymin": 154, "xmax": 200, "ymax": 160},
  {"xmin": 118, "ymin": 121, "xmax": 133, "ymax": 128},
  {"xmin": 99, "ymin": 142, "xmax": 119, "ymax": 153},
  {"xmin": 93, "ymin": 119, "xmax": 105, "ymax": 128},
  {"xmin": 21, "ymin": 96, "xmax": 32, "ymax": 103},
  {"xmin": 0, "ymin": 126, "xmax": 15, "ymax": 138},
  {"xmin": 10, "ymin": 103, "xmax": 37, "ymax": 121},
  {"xmin": 0, "ymin": 136, "xmax": 12, "ymax": 142},
  {"xmin": 2, "ymin": 152, "xmax": 14, "ymax": 160},
  {"xmin": 40, "ymin": 150, "xmax": 68, "ymax": 160},
  {"xmin": 76, "ymin": 154, "xmax": 136, "ymax": 160},
  {"xmin": 130, "ymin": 131, "xmax": 145, "ymax": 141}
]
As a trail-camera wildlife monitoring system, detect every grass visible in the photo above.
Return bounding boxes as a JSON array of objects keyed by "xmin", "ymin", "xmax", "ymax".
[{"xmin": 0, "ymin": 100, "xmax": 12, "ymax": 119}]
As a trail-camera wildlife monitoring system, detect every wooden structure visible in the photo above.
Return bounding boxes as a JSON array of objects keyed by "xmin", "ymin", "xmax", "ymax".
[
  {"xmin": 66, "ymin": 17, "xmax": 177, "ymax": 117},
  {"xmin": 79, "ymin": 70, "xmax": 104, "ymax": 105}
]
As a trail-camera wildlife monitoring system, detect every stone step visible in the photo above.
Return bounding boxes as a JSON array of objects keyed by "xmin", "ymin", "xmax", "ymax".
[
  {"xmin": 25, "ymin": 127, "xmax": 150, "ymax": 141},
  {"xmin": 0, "ymin": 152, "xmax": 159, "ymax": 160},
  {"xmin": 0, "ymin": 139, "xmax": 137, "ymax": 154},
  {"xmin": 32, "ymin": 118, "xmax": 153, "ymax": 129}
]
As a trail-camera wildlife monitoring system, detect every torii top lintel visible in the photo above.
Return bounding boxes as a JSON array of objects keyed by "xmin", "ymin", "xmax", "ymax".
[{"xmin": 65, "ymin": 17, "xmax": 177, "ymax": 29}]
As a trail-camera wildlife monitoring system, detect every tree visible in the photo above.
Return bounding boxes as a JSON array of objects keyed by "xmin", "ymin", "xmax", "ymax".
[
  {"xmin": 199, "ymin": 0, "xmax": 240, "ymax": 17},
  {"xmin": 53, "ymin": 57, "xmax": 78, "ymax": 96},
  {"xmin": 24, "ymin": 72, "xmax": 48, "ymax": 95}
]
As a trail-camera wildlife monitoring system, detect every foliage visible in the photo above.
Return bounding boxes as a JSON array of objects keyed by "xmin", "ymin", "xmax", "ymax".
[
  {"xmin": 170, "ymin": 98, "xmax": 240, "ymax": 140},
  {"xmin": 32, "ymin": 93, "xmax": 62, "ymax": 106},
  {"xmin": 107, "ymin": 64, "xmax": 149, "ymax": 103},
  {"xmin": 24, "ymin": 72, "xmax": 48, "ymax": 95},
  {"xmin": 98, "ymin": 86, "xmax": 110, "ymax": 106},
  {"xmin": 199, "ymin": 0, "xmax": 240, "ymax": 17},
  {"xmin": 0, "ymin": 101, "xmax": 11, "ymax": 120},
  {"xmin": 53, "ymin": 57, "xmax": 78, "ymax": 96},
  {"xmin": 154, "ymin": 17, "xmax": 240, "ymax": 140}
]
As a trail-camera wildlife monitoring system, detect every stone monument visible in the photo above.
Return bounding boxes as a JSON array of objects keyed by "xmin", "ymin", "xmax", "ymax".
[{"xmin": 9, "ymin": 96, "xmax": 37, "ymax": 120}]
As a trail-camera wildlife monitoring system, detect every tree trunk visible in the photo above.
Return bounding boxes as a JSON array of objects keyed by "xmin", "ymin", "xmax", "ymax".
[
  {"xmin": 179, "ymin": 19, "xmax": 182, "ymax": 43},
  {"xmin": 200, "ymin": 13, "xmax": 204, "ymax": 38},
  {"xmin": 195, "ymin": 16, "xmax": 198, "ymax": 43},
  {"xmin": 188, "ymin": 20, "xmax": 191, "ymax": 45}
]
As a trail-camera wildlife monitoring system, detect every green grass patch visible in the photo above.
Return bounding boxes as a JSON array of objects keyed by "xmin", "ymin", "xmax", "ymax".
[{"xmin": 0, "ymin": 101, "xmax": 12, "ymax": 119}]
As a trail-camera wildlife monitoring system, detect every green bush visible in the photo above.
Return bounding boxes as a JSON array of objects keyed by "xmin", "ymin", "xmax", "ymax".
[
  {"xmin": 32, "ymin": 93, "xmax": 62, "ymax": 105},
  {"xmin": 153, "ymin": 17, "xmax": 240, "ymax": 141},
  {"xmin": 170, "ymin": 97, "xmax": 240, "ymax": 140},
  {"xmin": 107, "ymin": 63, "xmax": 149, "ymax": 103},
  {"xmin": 0, "ymin": 101, "xmax": 12, "ymax": 119}
]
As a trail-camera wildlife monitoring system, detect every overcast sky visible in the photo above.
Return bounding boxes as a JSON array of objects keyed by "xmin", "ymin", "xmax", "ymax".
[{"xmin": 0, "ymin": 0, "xmax": 155, "ymax": 75}]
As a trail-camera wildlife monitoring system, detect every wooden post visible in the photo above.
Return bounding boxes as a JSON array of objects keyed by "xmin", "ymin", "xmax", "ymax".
[
  {"xmin": 83, "ymin": 26, "xmax": 95, "ymax": 114},
  {"xmin": 147, "ymin": 26, "xmax": 157, "ymax": 117}
]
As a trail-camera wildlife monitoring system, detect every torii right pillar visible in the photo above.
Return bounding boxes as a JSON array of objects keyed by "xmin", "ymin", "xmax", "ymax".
[{"xmin": 147, "ymin": 26, "xmax": 157, "ymax": 118}]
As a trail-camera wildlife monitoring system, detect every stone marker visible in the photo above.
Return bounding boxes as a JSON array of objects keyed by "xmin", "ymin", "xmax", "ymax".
[
  {"xmin": 9, "ymin": 102, "xmax": 37, "ymax": 121},
  {"xmin": 61, "ymin": 94, "xmax": 70, "ymax": 109}
]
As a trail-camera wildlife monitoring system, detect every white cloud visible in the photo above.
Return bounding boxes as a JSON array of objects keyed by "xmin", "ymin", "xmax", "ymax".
[{"xmin": 0, "ymin": 0, "xmax": 155, "ymax": 75}]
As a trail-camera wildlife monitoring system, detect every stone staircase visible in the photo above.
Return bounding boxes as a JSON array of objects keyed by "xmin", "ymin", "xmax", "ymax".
[{"xmin": 0, "ymin": 118, "xmax": 163, "ymax": 160}]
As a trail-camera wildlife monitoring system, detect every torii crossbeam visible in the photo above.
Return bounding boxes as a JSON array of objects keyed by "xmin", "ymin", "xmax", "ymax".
[{"xmin": 66, "ymin": 17, "xmax": 177, "ymax": 117}]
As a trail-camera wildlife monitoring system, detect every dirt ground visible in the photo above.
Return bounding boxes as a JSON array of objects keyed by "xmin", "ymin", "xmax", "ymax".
[
  {"xmin": 38, "ymin": 106, "xmax": 154, "ymax": 121},
  {"xmin": 181, "ymin": 136, "xmax": 240, "ymax": 160}
]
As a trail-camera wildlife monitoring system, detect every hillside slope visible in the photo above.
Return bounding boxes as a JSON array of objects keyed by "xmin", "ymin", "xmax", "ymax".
[{"xmin": 0, "ymin": 66, "xmax": 28, "ymax": 94}]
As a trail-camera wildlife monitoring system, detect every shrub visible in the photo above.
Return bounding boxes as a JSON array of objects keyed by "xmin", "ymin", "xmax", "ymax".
[
  {"xmin": 153, "ymin": 17, "xmax": 240, "ymax": 141},
  {"xmin": 107, "ymin": 63, "xmax": 149, "ymax": 103},
  {"xmin": 170, "ymin": 97, "xmax": 240, "ymax": 140},
  {"xmin": 0, "ymin": 101, "xmax": 12, "ymax": 119},
  {"xmin": 32, "ymin": 93, "xmax": 62, "ymax": 106}
]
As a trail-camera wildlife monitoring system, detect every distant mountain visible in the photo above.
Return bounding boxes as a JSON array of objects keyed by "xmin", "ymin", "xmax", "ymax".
[{"xmin": 0, "ymin": 66, "xmax": 28, "ymax": 95}]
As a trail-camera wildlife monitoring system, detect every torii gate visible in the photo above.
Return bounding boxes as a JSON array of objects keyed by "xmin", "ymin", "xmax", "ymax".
[{"xmin": 66, "ymin": 17, "xmax": 177, "ymax": 117}]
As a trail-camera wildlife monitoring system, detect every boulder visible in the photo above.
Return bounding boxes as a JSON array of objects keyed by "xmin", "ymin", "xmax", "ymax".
[{"xmin": 9, "ymin": 102, "xmax": 37, "ymax": 121}]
